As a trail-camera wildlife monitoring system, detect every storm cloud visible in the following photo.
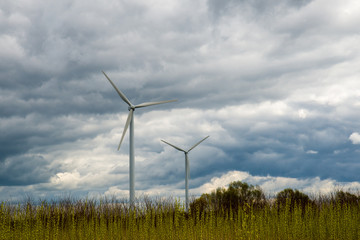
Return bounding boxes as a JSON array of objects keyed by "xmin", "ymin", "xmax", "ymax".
[{"xmin": 1, "ymin": 0, "xmax": 360, "ymax": 201}]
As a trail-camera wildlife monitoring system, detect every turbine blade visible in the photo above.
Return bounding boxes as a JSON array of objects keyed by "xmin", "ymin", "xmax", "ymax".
[
  {"xmin": 118, "ymin": 109, "xmax": 133, "ymax": 150},
  {"xmin": 187, "ymin": 136, "xmax": 210, "ymax": 152},
  {"xmin": 102, "ymin": 71, "xmax": 132, "ymax": 106},
  {"xmin": 161, "ymin": 139, "xmax": 186, "ymax": 152},
  {"xmin": 135, "ymin": 99, "xmax": 177, "ymax": 108}
]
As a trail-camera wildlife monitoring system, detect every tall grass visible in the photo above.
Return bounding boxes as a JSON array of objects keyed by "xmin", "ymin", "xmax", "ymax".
[{"xmin": 1, "ymin": 192, "xmax": 360, "ymax": 239}]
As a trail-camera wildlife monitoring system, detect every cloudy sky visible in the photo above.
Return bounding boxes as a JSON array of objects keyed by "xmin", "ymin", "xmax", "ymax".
[{"xmin": 1, "ymin": 0, "xmax": 360, "ymax": 201}]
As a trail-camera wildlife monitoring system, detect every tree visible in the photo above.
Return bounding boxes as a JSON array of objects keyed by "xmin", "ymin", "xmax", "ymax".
[
  {"xmin": 334, "ymin": 190, "xmax": 359, "ymax": 205},
  {"xmin": 276, "ymin": 188, "xmax": 312, "ymax": 212},
  {"xmin": 190, "ymin": 181, "xmax": 266, "ymax": 213}
]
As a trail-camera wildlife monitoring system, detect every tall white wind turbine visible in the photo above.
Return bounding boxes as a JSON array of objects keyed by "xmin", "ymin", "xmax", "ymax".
[
  {"xmin": 103, "ymin": 71, "xmax": 177, "ymax": 205},
  {"xmin": 161, "ymin": 136, "xmax": 209, "ymax": 211}
]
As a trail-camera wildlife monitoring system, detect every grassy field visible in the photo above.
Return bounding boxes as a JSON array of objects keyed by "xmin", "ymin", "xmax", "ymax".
[{"xmin": 1, "ymin": 190, "xmax": 360, "ymax": 239}]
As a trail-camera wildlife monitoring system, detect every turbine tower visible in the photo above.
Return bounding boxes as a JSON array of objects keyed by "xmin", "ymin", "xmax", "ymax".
[
  {"xmin": 103, "ymin": 71, "xmax": 177, "ymax": 205},
  {"xmin": 161, "ymin": 136, "xmax": 209, "ymax": 211}
]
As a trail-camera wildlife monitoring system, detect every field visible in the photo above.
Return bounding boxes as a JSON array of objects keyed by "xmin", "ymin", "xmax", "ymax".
[{"xmin": 1, "ymin": 189, "xmax": 360, "ymax": 239}]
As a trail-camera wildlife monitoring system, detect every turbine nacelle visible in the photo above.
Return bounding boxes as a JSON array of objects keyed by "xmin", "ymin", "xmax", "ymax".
[{"xmin": 161, "ymin": 136, "xmax": 210, "ymax": 154}]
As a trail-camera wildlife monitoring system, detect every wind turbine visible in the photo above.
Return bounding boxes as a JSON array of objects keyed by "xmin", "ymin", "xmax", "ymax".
[
  {"xmin": 161, "ymin": 136, "xmax": 209, "ymax": 211},
  {"xmin": 103, "ymin": 71, "xmax": 177, "ymax": 205}
]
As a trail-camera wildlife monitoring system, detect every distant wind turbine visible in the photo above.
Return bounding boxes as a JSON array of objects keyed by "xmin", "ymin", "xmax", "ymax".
[
  {"xmin": 103, "ymin": 71, "xmax": 177, "ymax": 205},
  {"xmin": 161, "ymin": 136, "xmax": 209, "ymax": 211}
]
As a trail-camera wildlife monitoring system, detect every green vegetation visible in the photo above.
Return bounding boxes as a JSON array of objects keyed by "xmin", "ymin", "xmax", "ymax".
[{"xmin": 1, "ymin": 182, "xmax": 360, "ymax": 239}]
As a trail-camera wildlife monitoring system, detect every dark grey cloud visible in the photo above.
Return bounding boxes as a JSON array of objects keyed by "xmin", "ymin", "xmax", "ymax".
[
  {"xmin": 207, "ymin": 0, "xmax": 312, "ymax": 20},
  {"xmin": 0, "ymin": 154, "xmax": 54, "ymax": 186}
]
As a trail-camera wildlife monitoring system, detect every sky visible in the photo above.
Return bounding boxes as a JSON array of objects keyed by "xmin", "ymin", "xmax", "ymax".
[{"xmin": 1, "ymin": 0, "xmax": 360, "ymax": 202}]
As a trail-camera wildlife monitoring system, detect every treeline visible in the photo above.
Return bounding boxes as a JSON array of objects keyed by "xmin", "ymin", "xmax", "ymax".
[{"xmin": 190, "ymin": 180, "xmax": 360, "ymax": 212}]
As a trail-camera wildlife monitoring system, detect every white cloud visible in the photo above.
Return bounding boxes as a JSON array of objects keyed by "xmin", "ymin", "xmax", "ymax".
[
  {"xmin": 298, "ymin": 109, "xmax": 308, "ymax": 119},
  {"xmin": 306, "ymin": 150, "xmax": 318, "ymax": 154},
  {"xmin": 104, "ymin": 186, "xmax": 129, "ymax": 199},
  {"xmin": 194, "ymin": 170, "xmax": 360, "ymax": 196},
  {"xmin": 349, "ymin": 132, "xmax": 360, "ymax": 144},
  {"xmin": 0, "ymin": 35, "xmax": 25, "ymax": 61},
  {"xmin": 50, "ymin": 171, "xmax": 82, "ymax": 190}
]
